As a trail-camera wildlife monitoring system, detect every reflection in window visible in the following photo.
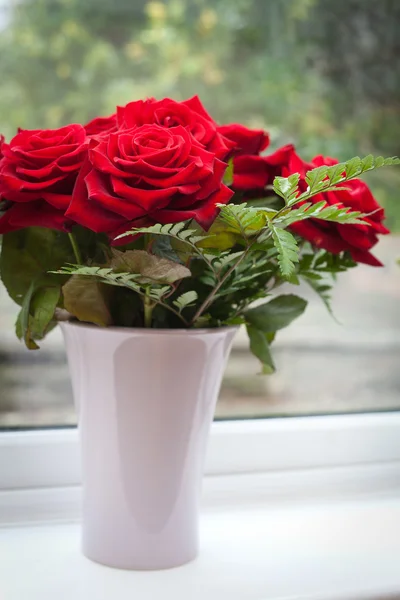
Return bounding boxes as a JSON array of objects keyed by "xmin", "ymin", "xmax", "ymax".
[{"xmin": 0, "ymin": 0, "xmax": 399, "ymax": 426}]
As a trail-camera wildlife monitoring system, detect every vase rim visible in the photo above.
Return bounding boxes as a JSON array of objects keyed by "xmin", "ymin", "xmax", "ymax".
[{"xmin": 58, "ymin": 320, "xmax": 239, "ymax": 336}]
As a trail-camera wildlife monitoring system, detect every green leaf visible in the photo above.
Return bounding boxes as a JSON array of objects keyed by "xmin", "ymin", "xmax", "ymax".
[
  {"xmin": 114, "ymin": 222, "xmax": 215, "ymax": 269},
  {"xmin": 343, "ymin": 156, "xmax": 362, "ymax": 178},
  {"xmin": 223, "ymin": 157, "xmax": 234, "ymax": 186},
  {"xmin": 53, "ymin": 264, "xmax": 172, "ymax": 303},
  {"xmin": 303, "ymin": 276, "xmax": 336, "ymax": 319},
  {"xmin": 29, "ymin": 286, "xmax": 61, "ymax": 340},
  {"xmin": 15, "ymin": 281, "xmax": 39, "ymax": 350},
  {"xmin": 272, "ymin": 154, "xmax": 400, "ymax": 208},
  {"xmin": 268, "ymin": 223, "xmax": 299, "ymax": 279},
  {"xmin": 218, "ymin": 203, "xmax": 267, "ymax": 237},
  {"xmin": 0, "ymin": 228, "xmax": 73, "ymax": 306},
  {"xmin": 151, "ymin": 235, "xmax": 184, "ymax": 264},
  {"xmin": 305, "ymin": 165, "xmax": 328, "ymax": 193},
  {"xmin": 196, "ymin": 220, "xmax": 238, "ymax": 250},
  {"xmin": 273, "ymin": 173, "xmax": 300, "ymax": 204},
  {"xmin": 214, "ymin": 250, "xmax": 246, "ymax": 269},
  {"xmin": 111, "ymin": 250, "xmax": 191, "ymax": 284},
  {"xmin": 246, "ymin": 325, "xmax": 275, "ymax": 374},
  {"xmin": 245, "ymin": 294, "xmax": 307, "ymax": 332},
  {"xmin": 170, "ymin": 222, "xmax": 186, "ymax": 236},
  {"xmin": 173, "ymin": 291, "xmax": 198, "ymax": 312},
  {"xmin": 277, "ymin": 201, "xmax": 365, "ymax": 228},
  {"xmin": 15, "ymin": 283, "xmax": 61, "ymax": 349},
  {"xmin": 62, "ymin": 276, "xmax": 113, "ymax": 327}
]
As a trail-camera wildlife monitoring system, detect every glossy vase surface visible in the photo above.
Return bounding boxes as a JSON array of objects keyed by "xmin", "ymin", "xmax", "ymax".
[{"xmin": 60, "ymin": 322, "xmax": 237, "ymax": 570}]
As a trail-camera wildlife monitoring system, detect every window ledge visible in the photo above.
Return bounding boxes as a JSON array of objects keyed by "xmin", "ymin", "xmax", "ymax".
[{"xmin": 1, "ymin": 494, "xmax": 400, "ymax": 600}]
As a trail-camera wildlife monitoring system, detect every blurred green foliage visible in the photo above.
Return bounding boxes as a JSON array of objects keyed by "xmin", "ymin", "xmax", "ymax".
[{"xmin": 0, "ymin": 0, "xmax": 399, "ymax": 228}]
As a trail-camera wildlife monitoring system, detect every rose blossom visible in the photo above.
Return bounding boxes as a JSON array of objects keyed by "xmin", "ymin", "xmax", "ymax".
[
  {"xmin": 217, "ymin": 123, "xmax": 269, "ymax": 157},
  {"xmin": 117, "ymin": 96, "xmax": 233, "ymax": 160},
  {"xmin": 232, "ymin": 143, "xmax": 295, "ymax": 191},
  {"xmin": 283, "ymin": 151, "xmax": 390, "ymax": 266},
  {"xmin": 0, "ymin": 124, "xmax": 88, "ymax": 233},
  {"xmin": 84, "ymin": 114, "xmax": 118, "ymax": 138},
  {"xmin": 66, "ymin": 123, "xmax": 233, "ymax": 238}
]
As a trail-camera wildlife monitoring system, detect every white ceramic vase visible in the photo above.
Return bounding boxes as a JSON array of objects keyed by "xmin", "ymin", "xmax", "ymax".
[{"xmin": 60, "ymin": 322, "xmax": 237, "ymax": 570}]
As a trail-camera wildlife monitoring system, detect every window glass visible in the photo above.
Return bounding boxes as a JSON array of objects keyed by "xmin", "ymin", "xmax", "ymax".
[{"xmin": 0, "ymin": 0, "xmax": 399, "ymax": 427}]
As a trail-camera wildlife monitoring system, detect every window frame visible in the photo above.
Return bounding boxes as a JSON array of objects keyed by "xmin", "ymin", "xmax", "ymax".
[{"xmin": 1, "ymin": 412, "xmax": 400, "ymax": 525}]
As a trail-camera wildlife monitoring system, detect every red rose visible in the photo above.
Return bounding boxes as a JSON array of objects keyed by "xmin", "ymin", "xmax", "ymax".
[
  {"xmin": 0, "ymin": 134, "xmax": 4, "ymax": 159},
  {"xmin": 0, "ymin": 200, "xmax": 67, "ymax": 233},
  {"xmin": 117, "ymin": 96, "xmax": 233, "ymax": 160},
  {"xmin": 283, "ymin": 152, "xmax": 390, "ymax": 266},
  {"xmin": 217, "ymin": 123, "xmax": 269, "ymax": 156},
  {"xmin": 0, "ymin": 124, "xmax": 88, "ymax": 234},
  {"xmin": 66, "ymin": 123, "xmax": 233, "ymax": 238},
  {"xmin": 84, "ymin": 114, "xmax": 118, "ymax": 138},
  {"xmin": 233, "ymin": 144, "xmax": 295, "ymax": 191}
]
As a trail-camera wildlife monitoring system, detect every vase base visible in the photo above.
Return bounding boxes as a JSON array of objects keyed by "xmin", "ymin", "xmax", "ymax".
[{"xmin": 82, "ymin": 548, "xmax": 199, "ymax": 571}]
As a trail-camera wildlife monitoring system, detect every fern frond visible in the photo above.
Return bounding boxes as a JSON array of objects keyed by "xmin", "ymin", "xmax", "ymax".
[
  {"xmin": 267, "ymin": 224, "xmax": 299, "ymax": 279},
  {"xmin": 114, "ymin": 222, "xmax": 216, "ymax": 270},
  {"xmin": 173, "ymin": 291, "xmax": 198, "ymax": 312},
  {"xmin": 273, "ymin": 154, "xmax": 400, "ymax": 207},
  {"xmin": 52, "ymin": 265, "xmax": 171, "ymax": 300},
  {"xmin": 276, "ymin": 200, "xmax": 365, "ymax": 228},
  {"xmin": 217, "ymin": 203, "xmax": 272, "ymax": 239},
  {"xmin": 115, "ymin": 223, "xmax": 204, "ymax": 246}
]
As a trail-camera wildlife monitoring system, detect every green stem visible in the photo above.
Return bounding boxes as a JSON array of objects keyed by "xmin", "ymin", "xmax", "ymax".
[
  {"xmin": 189, "ymin": 241, "xmax": 255, "ymax": 327},
  {"xmin": 68, "ymin": 232, "xmax": 83, "ymax": 265},
  {"xmin": 143, "ymin": 287, "xmax": 153, "ymax": 328}
]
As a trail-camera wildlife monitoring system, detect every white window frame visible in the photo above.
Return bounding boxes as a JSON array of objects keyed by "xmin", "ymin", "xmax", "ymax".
[{"xmin": 1, "ymin": 412, "xmax": 400, "ymax": 525}]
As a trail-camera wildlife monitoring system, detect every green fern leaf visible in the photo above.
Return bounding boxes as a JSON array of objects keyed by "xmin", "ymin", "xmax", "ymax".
[
  {"xmin": 273, "ymin": 154, "xmax": 400, "ymax": 207},
  {"xmin": 303, "ymin": 275, "xmax": 336, "ymax": 319},
  {"xmin": 268, "ymin": 223, "xmax": 299, "ymax": 279},
  {"xmin": 173, "ymin": 291, "xmax": 198, "ymax": 312}
]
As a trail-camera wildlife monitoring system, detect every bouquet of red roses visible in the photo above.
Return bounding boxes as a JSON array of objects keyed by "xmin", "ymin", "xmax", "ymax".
[{"xmin": 0, "ymin": 96, "xmax": 398, "ymax": 372}]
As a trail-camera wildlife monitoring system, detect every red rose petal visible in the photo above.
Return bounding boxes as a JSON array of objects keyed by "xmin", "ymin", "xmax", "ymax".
[
  {"xmin": 153, "ymin": 184, "xmax": 233, "ymax": 230},
  {"xmin": 349, "ymin": 248, "xmax": 383, "ymax": 267},
  {"xmin": 0, "ymin": 200, "xmax": 67, "ymax": 233}
]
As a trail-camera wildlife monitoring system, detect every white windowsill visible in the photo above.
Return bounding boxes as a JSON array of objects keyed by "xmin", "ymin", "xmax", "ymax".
[
  {"xmin": 1, "ymin": 494, "xmax": 400, "ymax": 600},
  {"xmin": 1, "ymin": 414, "xmax": 400, "ymax": 598}
]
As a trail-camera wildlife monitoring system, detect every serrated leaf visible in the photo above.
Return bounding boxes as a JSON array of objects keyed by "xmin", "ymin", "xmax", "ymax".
[
  {"xmin": 360, "ymin": 154, "xmax": 374, "ymax": 172},
  {"xmin": 246, "ymin": 325, "xmax": 275, "ymax": 374},
  {"xmin": 173, "ymin": 291, "xmax": 198, "ymax": 312},
  {"xmin": 327, "ymin": 163, "xmax": 346, "ymax": 185},
  {"xmin": 273, "ymin": 154, "xmax": 400, "ymax": 208},
  {"xmin": 268, "ymin": 223, "xmax": 299, "ymax": 279},
  {"xmin": 245, "ymin": 294, "xmax": 307, "ymax": 332},
  {"xmin": 218, "ymin": 203, "xmax": 267, "ymax": 237},
  {"xmin": 273, "ymin": 173, "xmax": 300, "ymax": 203},
  {"xmin": 111, "ymin": 250, "xmax": 191, "ymax": 284},
  {"xmin": 214, "ymin": 250, "xmax": 246, "ymax": 269},
  {"xmin": 277, "ymin": 201, "xmax": 366, "ymax": 228},
  {"xmin": 53, "ymin": 264, "xmax": 173, "ymax": 303},
  {"xmin": 305, "ymin": 165, "xmax": 328, "ymax": 192},
  {"xmin": 343, "ymin": 157, "xmax": 362, "ymax": 178},
  {"xmin": 114, "ymin": 222, "xmax": 215, "ymax": 269},
  {"xmin": 170, "ymin": 222, "xmax": 186, "ymax": 235},
  {"xmin": 150, "ymin": 285, "xmax": 171, "ymax": 300},
  {"xmin": 62, "ymin": 276, "xmax": 113, "ymax": 327}
]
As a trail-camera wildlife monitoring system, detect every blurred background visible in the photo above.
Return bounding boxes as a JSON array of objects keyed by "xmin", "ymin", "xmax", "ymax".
[{"xmin": 0, "ymin": 0, "xmax": 399, "ymax": 427}]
